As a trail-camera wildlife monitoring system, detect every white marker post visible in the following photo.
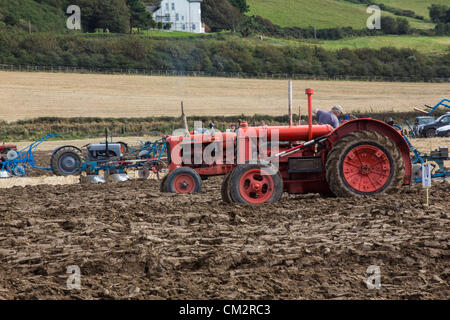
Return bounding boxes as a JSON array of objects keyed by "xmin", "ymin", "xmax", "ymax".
[{"xmin": 421, "ymin": 163, "xmax": 432, "ymax": 206}]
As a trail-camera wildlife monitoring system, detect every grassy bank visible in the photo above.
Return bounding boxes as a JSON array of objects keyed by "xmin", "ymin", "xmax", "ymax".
[
  {"xmin": 1, "ymin": 111, "xmax": 446, "ymax": 141},
  {"xmin": 299, "ymin": 36, "xmax": 450, "ymax": 56}
]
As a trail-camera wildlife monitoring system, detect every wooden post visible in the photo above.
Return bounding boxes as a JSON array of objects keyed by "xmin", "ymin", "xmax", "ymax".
[
  {"xmin": 181, "ymin": 101, "xmax": 189, "ymax": 135},
  {"xmin": 288, "ymin": 81, "xmax": 293, "ymax": 126},
  {"xmin": 422, "ymin": 161, "xmax": 432, "ymax": 206}
]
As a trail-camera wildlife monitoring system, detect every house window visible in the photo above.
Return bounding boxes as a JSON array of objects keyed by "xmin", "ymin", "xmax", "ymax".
[
  {"xmin": 192, "ymin": 24, "xmax": 196, "ymax": 30},
  {"xmin": 165, "ymin": 3, "xmax": 169, "ymax": 10},
  {"xmin": 182, "ymin": 16, "xmax": 184, "ymax": 21},
  {"xmin": 176, "ymin": 13, "xmax": 179, "ymax": 21},
  {"xmin": 165, "ymin": 15, "xmax": 170, "ymax": 22},
  {"xmin": 182, "ymin": 24, "xmax": 185, "ymax": 30},
  {"xmin": 171, "ymin": 3, "xmax": 175, "ymax": 10}
]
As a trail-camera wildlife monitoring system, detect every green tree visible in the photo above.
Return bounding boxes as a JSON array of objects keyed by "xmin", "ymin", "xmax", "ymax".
[
  {"xmin": 3, "ymin": 11, "xmax": 20, "ymax": 26},
  {"xmin": 396, "ymin": 18, "xmax": 410, "ymax": 35},
  {"xmin": 126, "ymin": 0, "xmax": 154, "ymax": 33},
  {"xmin": 429, "ymin": 4, "xmax": 449, "ymax": 23},
  {"xmin": 98, "ymin": 0, "xmax": 130, "ymax": 33},
  {"xmin": 228, "ymin": 0, "xmax": 249, "ymax": 13},
  {"xmin": 73, "ymin": 0, "xmax": 130, "ymax": 33},
  {"xmin": 202, "ymin": 0, "xmax": 245, "ymax": 32},
  {"xmin": 381, "ymin": 16, "xmax": 397, "ymax": 34}
]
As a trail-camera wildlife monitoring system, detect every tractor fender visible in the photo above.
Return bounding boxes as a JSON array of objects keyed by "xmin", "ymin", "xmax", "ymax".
[
  {"xmin": 326, "ymin": 118, "xmax": 412, "ymax": 184},
  {"xmin": 51, "ymin": 145, "xmax": 83, "ymax": 157},
  {"xmin": 50, "ymin": 145, "xmax": 83, "ymax": 169}
]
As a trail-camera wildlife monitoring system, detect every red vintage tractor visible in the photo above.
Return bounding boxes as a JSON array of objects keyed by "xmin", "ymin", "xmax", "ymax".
[{"xmin": 160, "ymin": 89, "xmax": 412, "ymax": 204}]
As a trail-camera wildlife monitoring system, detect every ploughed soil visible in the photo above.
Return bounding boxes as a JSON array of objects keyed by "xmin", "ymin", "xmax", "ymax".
[{"xmin": 0, "ymin": 174, "xmax": 448, "ymax": 300}]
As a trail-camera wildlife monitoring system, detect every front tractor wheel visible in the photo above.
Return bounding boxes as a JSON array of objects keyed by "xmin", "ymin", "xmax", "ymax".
[
  {"xmin": 227, "ymin": 163, "xmax": 283, "ymax": 204},
  {"xmin": 165, "ymin": 167, "xmax": 202, "ymax": 194},
  {"xmin": 326, "ymin": 131, "xmax": 404, "ymax": 197}
]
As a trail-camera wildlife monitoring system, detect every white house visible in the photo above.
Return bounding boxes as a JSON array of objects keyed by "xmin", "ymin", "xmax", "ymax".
[{"xmin": 147, "ymin": 0, "xmax": 205, "ymax": 33}]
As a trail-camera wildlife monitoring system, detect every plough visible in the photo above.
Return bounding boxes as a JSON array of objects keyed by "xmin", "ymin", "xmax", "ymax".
[
  {"xmin": 0, "ymin": 134, "xmax": 59, "ymax": 178},
  {"xmin": 414, "ymin": 98, "xmax": 450, "ymax": 115},
  {"xmin": 0, "ymin": 132, "xmax": 168, "ymax": 182},
  {"xmin": 403, "ymin": 134, "xmax": 449, "ymax": 183}
]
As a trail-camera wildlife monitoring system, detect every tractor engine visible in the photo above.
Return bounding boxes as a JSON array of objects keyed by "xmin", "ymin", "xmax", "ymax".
[{"xmin": 86, "ymin": 143, "xmax": 123, "ymax": 162}]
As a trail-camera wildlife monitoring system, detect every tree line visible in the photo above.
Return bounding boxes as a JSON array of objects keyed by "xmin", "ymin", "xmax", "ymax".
[
  {"xmin": 1, "ymin": 0, "xmax": 156, "ymax": 33},
  {"xmin": 0, "ymin": 31, "xmax": 448, "ymax": 80}
]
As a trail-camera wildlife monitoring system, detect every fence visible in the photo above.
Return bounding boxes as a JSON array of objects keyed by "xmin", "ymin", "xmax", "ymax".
[{"xmin": 0, "ymin": 64, "xmax": 449, "ymax": 83}]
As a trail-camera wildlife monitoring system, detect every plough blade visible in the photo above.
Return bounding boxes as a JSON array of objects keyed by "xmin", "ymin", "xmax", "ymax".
[
  {"xmin": 81, "ymin": 175, "xmax": 106, "ymax": 184},
  {"xmin": 108, "ymin": 173, "xmax": 130, "ymax": 182},
  {"xmin": 0, "ymin": 170, "xmax": 11, "ymax": 178}
]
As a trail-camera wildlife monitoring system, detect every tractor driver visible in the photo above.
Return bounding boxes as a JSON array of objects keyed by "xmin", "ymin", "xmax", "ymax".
[{"xmin": 313, "ymin": 105, "xmax": 344, "ymax": 129}]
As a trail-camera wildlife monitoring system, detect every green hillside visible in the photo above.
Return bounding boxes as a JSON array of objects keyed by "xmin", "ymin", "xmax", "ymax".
[
  {"xmin": 380, "ymin": 0, "xmax": 449, "ymax": 19},
  {"xmin": 0, "ymin": 0, "xmax": 66, "ymax": 32},
  {"xmin": 247, "ymin": 0, "xmax": 435, "ymax": 29}
]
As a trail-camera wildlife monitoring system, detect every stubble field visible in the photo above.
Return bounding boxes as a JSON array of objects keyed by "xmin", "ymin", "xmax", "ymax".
[{"xmin": 1, "ymin": 71, "xmax": 449, "ymax": 121}]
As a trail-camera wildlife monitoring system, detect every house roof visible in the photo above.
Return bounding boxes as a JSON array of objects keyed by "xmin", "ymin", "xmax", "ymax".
[{"xmin": 145, "ymin": 6, "xmax": 160, "ymax": 13}]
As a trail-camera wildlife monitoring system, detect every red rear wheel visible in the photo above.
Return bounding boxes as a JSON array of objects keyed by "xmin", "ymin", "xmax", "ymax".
[
  {"xmin": 342, "ymin": 144, "xmax": 391, "ymax": 193},
  {"xmin": 326, "ymin": 131, "xmax": 405, "ymax": 197}
]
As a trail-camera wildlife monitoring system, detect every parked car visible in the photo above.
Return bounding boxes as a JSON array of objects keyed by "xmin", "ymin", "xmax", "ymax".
[
  {"xmin": 412, "ymin": 116, "xmax": 435, "ymax": 137},
  {"xmin": 436, "ymin": 124, "xmax": 450, "ymax": 137},
  {"xmin": 418, "ymin": 113, "xmax": 450, "ymax": 138}
]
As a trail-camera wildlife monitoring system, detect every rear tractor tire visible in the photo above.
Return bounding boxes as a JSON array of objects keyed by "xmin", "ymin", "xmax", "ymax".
[
  {"xmin": 51, "ymin": 146, "xmax": 83, "ymax": 176},
  {"xmin": 226, "ymin": 162, "xmax": 283, "ymax": 205},
  {"xmin": 165, "ymin": 167, "xmax": 202, "ymax": 194},
  {"xmin": 325, "ymin": 131, "xmax": 404, "ymax": 197}
]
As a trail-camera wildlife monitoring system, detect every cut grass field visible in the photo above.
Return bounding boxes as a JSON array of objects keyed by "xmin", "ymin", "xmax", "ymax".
[
  {"xmin": 247, "ymin": 0, "xmax": 435, "ymax": 29},
  {"xmin": 1, "ymin": 71, "xmax": 449, "ymax": 121},
  {"xmin": 296, "ymin": 35, "xmax": 450, "ymax": 55}
]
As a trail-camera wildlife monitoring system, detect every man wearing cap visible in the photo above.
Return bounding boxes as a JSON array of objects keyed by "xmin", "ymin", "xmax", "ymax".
[
  {"xmin": 313, "ymin": 105, "xmax": 344, "ymax": 129},
  {"xmin": 228, "ymin": 123, "xmax": 237, "ymax": 132}
]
